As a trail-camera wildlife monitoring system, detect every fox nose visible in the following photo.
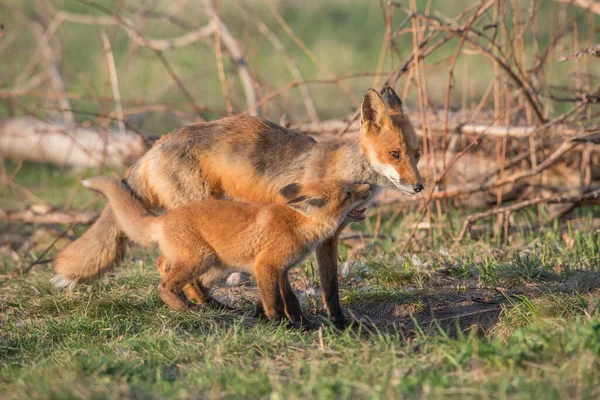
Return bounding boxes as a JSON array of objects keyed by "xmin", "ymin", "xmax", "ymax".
[{"xmin": 413, "ymin": 183, "xmax": 424, "ymax": 193}]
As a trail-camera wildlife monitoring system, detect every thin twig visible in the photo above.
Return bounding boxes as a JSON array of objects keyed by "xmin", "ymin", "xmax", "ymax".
[
  {"xmin": 263, "ymin": 0, "xmax": 358, "ymax": 104},
  {"xmin": 101, "ymin": 31, "xmax": 126, "ymax": 136},
  {"xmin": 30, "ymin": 21, "xmax": 73, "ymax": 123},
  {"xmin": 20, "ymin": 224, "xmax": 73, "ymax": 275},
  {"xmin": 204, "ymin": 0, "xmax": 260, "ymax": 116},
  {"xmin": 212, "ymin": 0, "xmax": 233, "ymax": 115},
  {"xmin": 250, "ymin": 11, "xmax": 319, "ymax": 122},
  {"xmin": 457, "ymin": 188, "xmax": 600, "ymax": 241}
]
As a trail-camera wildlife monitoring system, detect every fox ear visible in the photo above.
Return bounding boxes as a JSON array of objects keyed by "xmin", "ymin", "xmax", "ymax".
[
  {"xmin": 381, "ymin": 85, "xmax": 403, "ymax": 114},
  {"xmin": 279, "ymin": 183, "xmax": 302, "ymax": 201},
  {"xmin": 360, "ymin": 88, "xmax": 388, "ymax": 130},
  {"xmin": 286, "ymin": 196, "xmax": 326, "ymax": 217}
]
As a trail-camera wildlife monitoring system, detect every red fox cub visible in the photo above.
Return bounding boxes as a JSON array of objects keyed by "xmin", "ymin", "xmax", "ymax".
[
  {"xmin": 81, "ymin": 177, "xmax": 372, "ymax": 328},
  {"xmin": 54, "ymin": 86, "xmax": 422, "ymax": 328}
]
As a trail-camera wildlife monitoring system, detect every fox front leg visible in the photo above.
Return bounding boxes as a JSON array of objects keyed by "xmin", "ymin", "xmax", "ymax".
[
  {"xmin": 315, "ymin": 229, "xmax": 348, "ymax": 329},
  {"xmin": 253, "ymin": 260, "xmax": 287, "ymax": 323},
  {"xmin": 279, "ymin": 271, "xmax": 312, "ymax": 330}
]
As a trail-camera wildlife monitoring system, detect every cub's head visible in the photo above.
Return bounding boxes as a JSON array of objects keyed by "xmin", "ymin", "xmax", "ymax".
[
  {"xmin": 360, "ymin": 86, "xmax": 424, "ymax": 194},
  {"xmin": 279, "ymin": 180, "xmax": 373, "ymax": 225}
]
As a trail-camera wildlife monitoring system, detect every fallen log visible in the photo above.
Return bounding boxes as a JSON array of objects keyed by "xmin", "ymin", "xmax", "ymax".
[
  {"xmin": 0, "ymin": 117, "xmax": 148, "ymax": 168},
  {"xmin": 289, "ymin": 114, "xmax": 586, "ymax": 139}
]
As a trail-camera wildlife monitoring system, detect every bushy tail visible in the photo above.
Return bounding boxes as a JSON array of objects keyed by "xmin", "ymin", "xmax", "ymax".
[
  {"xmin": 52, "ymin": 205, "xmax": 127, "ymax": 288},
  {"xmin": 81, "ymin": 177, "xmax": 157, "ymax": 247}
]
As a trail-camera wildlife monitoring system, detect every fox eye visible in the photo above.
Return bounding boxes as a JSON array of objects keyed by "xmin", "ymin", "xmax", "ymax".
[
  {"xmin": 346, "ymin": 191, "xmax": 352, "ymax": 200},
  {"xmin": 389, "ymin": 151, "xmax": 400, "ymax": 159},
  {"xmin": 415, "ymin": 150, "xmax": 421, "ymax": 159}
]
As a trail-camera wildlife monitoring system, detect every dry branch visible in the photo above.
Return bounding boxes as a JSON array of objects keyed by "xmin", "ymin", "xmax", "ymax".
[
  {"xmin": 0, "ymin": 205, "xmax": 98, "ymax": 225},
  {"xmin": 572, "ymin": 130, "xmax": 600, "ymax": 144},
  {"xmin": 30, "ymin": 22, "xmax": 73, "ymax": 124},
  {"xmin": 101, "ymin": 31, "xmax": 126, "ymax": 136},
  {"xmin": 43, "ymin": 3, "xmax": 259, "ymax": 116},
  {"xmin": 213, "ymin": 2, "xmax": 233, "ymax": 116},
  {"xmin": 253, "ymin": 15, "xmax": 319, "ymax": 122},
  {"xmin": 204, "ymin": 1, "xmax": 260, "ymax": 116},
  {"xmin": 457, "ymin": 188, "xmax": 600, "ymax": 241},
  {"xmin": 558, "ymin": 44, "xmax": 600, "ymax": 61},
  {"xmin": 555, "ymin": 0, "xmax": 600, "ymax": 15},
  {"xmin": 48, "ymin": 4, "xmax": 216, "ymax": 51},
  {"xmin": 430, "ymin": 140, "xmax": 580, "ymax": 200},
  {"xmin": 392, "ymin": 1, "xmax": 546, "ymax": 124}
]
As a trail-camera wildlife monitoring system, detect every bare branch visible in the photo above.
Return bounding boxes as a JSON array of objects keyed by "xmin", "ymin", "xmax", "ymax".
[
  {"xmin": 554, "ymin": 0, "xmax": 600, "ymax": 15},
  {"xmin": 558, "ymin": 44, "xmax": 600, "ymax": 61},
  {"xmin": 204, "ymin": 1, "xmax": 259, "ymax": 116},
  {"xmin": 212, "ymin": 1, "xmax": 233, "ymax": 115},
  {"xmin": 458, "ymin": 188, "xmax": 600, "ymax": 241},
  {"xmin": 0, "ymin": 205, "xmax": 97, "ymax": 225},
  {"xmin": 31, "ymin": 22, "xmax": 73, "ymax": 123},
  {"xmin": 253, "ymin": 15, "xmax": 319, "ymax": 122},
  {"xmin": 101, "ymin": 31, "xmax": 126, "ymax": 136},
  {"xmin": 52, "ymin": 7, "xmax": 216, "ymax": 51}
]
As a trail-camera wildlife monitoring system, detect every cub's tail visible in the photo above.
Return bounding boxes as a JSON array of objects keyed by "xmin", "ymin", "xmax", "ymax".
[{"xmin": 81, "ymin": 177, "xmax": 157, "ymax": 247}]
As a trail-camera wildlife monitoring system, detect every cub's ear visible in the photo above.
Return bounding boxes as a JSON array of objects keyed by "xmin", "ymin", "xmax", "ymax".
[
  {"xmin": 381, "ymin": 85, "xmax": 403, "ymax": 114},
  {"xmin": 360, "ymin": 88, "xmax": 388, "ymax": 130},
  {"xmin": 286, "ymin": 196, "xmax": 326, "ymax": 217},
  {"xmin": 279, "ymin": 183, "xmax": 302, "ymax": 201}
]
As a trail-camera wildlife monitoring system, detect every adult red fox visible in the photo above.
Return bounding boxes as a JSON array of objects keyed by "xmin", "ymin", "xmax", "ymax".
[
  {"xmin": 81, "ymin": 177, "xmax": 372, "ymax": 328},
  {"xmin": 53, "ymin": 86, "xmax": 423, "ymax": 328}
]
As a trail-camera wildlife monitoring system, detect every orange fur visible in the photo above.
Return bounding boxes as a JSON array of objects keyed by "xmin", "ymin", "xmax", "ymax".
[
  {"xmin": 53, "ymin": 86, "xmax": 422, "ymax": 328},
  {"xmin": 83, "ymin": 177, "xmax": 372, "ymax": 328}
]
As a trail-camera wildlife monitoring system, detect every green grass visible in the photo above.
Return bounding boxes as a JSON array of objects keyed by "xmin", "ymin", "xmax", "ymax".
[
  {"xmin": 2, "ymin": 159, "xmax": 600, "ymax": 398},
  {"xmin": 2, "ymin": 264, "xmax": 600, "ymax": 399},
  {"xmin": 2, "ymin": 164, "xmax": 600, "ymax": 398},
  {"xmin": 2, "ymin": 1, "xmax": 600, "ymax": 395}
]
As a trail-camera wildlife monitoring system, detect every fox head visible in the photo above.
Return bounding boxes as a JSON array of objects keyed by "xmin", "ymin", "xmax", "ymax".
[
  {"xmin": 360, "ymin": 86, "xmax": 424, "ymax": 195},
  {"xmin": 279, "ymin": 180, "xmax": 373, "ymax": 226}
]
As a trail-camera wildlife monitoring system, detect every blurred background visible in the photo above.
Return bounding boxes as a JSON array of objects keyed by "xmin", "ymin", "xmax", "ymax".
[
  {"xmin": 3, "ymin": 3, "xmax": 600, "ymax": 396},
  {"xmin": 0, "ymin": 0, "xmax": 599, "ymax": 250},
  {"xmin": 2, "ymin": 1, "xmax": 598, "ymax": 127}
]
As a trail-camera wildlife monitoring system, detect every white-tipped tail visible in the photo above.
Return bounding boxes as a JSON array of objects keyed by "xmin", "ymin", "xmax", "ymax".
[
  {"xmin": 81, "ymin": 176, "xmax": 156, "ymax": 246},
  {"xmin": 50, "ymin": 274, "xmax": 77, "ymax": 290}
]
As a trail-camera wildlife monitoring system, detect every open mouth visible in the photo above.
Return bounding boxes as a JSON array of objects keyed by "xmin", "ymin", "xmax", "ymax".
[{"xmin": 347, "ymin": 207, "xmax": 367, "ymax": 221}]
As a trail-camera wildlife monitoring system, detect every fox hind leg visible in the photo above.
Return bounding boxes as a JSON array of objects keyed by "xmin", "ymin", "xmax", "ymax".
[
  {"xmin": 157, "ymin": 279, "xmax": 193, "ymax": 311},
  {"xmin": 158, "ymin": 251, "xmax": 232, "ymax": 311},
  {"xmin": 158, "ymin": 246, "xmax": 221, "ymax": 307},
  {"xmin": 157, "ymin": 249, "xmax": 218, "ymax": 311},
  {"xmin": 189, "ymin": 268, "xmax": 235, "ymax": 311},
  {"xmin": 157, "ymin": 253, "xmax": 210, "ymax": 307},
  {"xmin": 150, "ymin": 172, "xmax": 224, "ymax": 305}
]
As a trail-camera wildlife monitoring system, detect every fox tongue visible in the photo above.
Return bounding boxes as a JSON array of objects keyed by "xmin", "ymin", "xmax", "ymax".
[{"xmin": 349, "ymin": 208, "xmax": 366, "ymax": 217}]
